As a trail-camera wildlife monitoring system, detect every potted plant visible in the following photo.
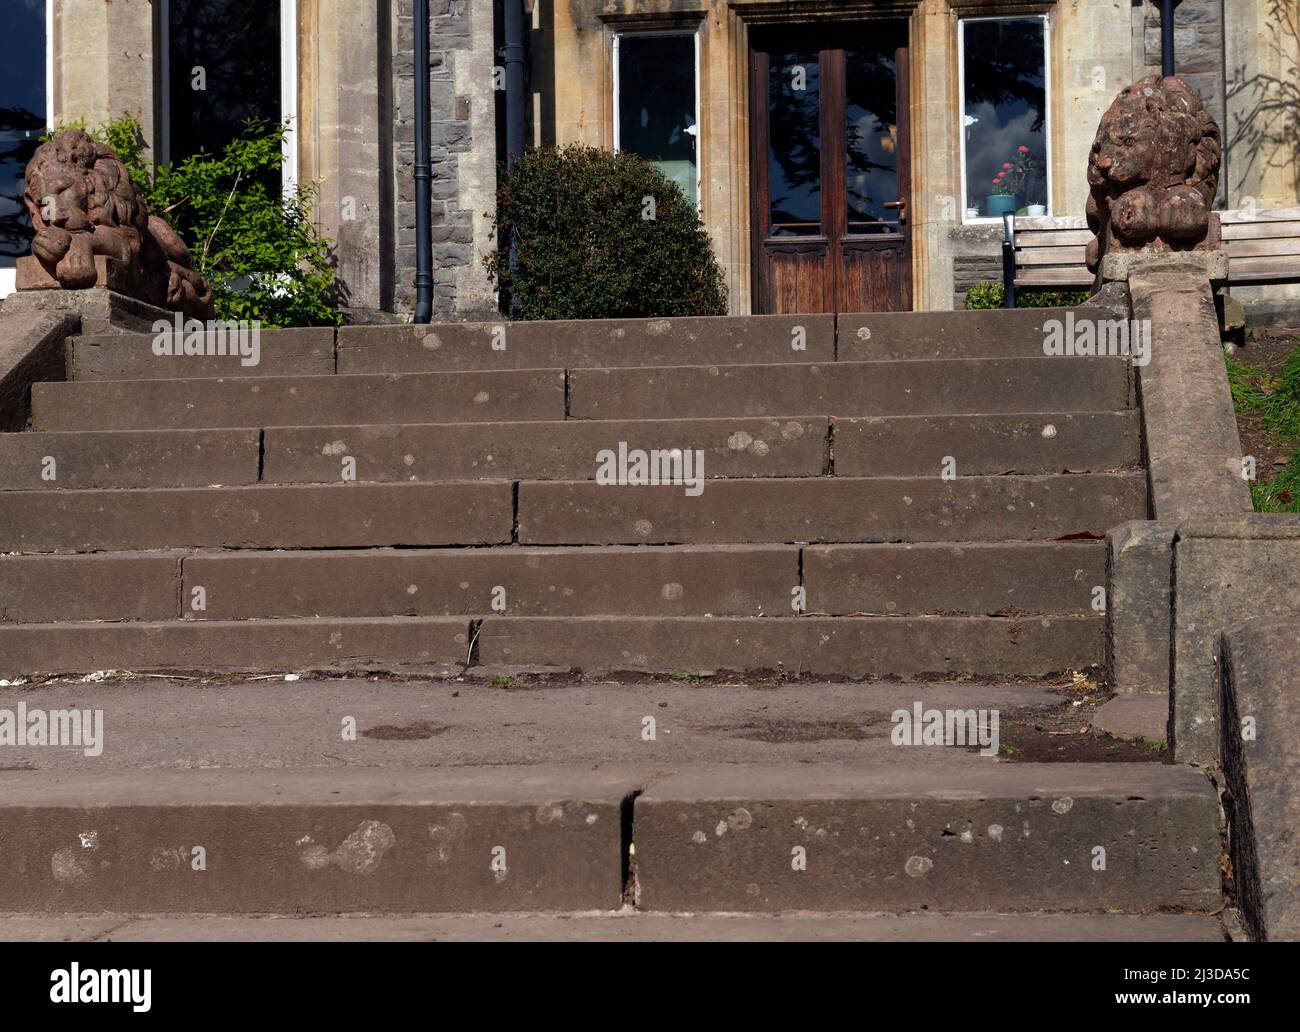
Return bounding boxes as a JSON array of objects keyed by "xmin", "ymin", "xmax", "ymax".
[{"xmin": 985, "ymin": 145, "xmax": 1043, "ymax": 217}]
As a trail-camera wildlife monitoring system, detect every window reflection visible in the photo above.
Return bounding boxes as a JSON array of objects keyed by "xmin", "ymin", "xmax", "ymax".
[
  {"xmin": 962, "ymin": 17, "xmax": 1049, "ymax": 218},
  {"xmin": 768, "ymin": 51, "xmax": 822, "ymax": 236},
  {"xmin": 845, "ymin": 29, "xmax": 904, "ymax": 235},
  {"xmin": 617, "ymin": 34, "xmax": 698, "ymax": 208},
  {"xmin": 167, "ymin": 0, "xmax": 281, "ymax": 168}
]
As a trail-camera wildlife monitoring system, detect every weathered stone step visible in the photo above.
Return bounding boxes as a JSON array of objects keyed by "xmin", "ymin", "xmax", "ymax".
[
  {"xmin": 0, "ymin": 674, "xmax": 1218, "ymax": 915},
  {"xmin": 838, "ymin": 306, "xmax": 1123, "ymax": 361},
  {"xmin": 834, "ymin": 411, "xmax": 1140, "ymax": 476},
  {"xmin": 30, "ymin": 368, "xmax": 565, "ymax": 431},
  {"xmin": 634, "ymin": 764, "xmax": 1220, "ymax": 913},
  {"xmin": 0, "ymin": 552, "xmax": 184, "ymax": 623},
  {"xmin": 0, "ymin": 482, "xmax": 512, "ymax": 553},
  {"xmin": 261, "ymin": 417, "xmax": 828, "ymax": 484},
  {"xmin": 0, "ymin": 767, "xmax": 627, "ymax": 913},
  {"xmin": 0, "ymin": 616, "xmax": 474, "ymax": 674},
  {"xmin": 568, "ymin": 358, "xmax": 1130, "ymax": 420},
  {"xmin": 67, "ymin": 327, "xmax": 335, "ymax": 380},
  {"xmin": 0, "ymin": 412, "xmax": 1138, "ymax": 491},
  {"xmin": 517, "ymin": 474, "xmax": 1146, "ymax": 545},
  {"xmin": 476, "ymin": 614, "xmax": 1103, "ymax": 677},
  {"xmin": 0, "ymin": 675, "xmax": 1071, "ymax": 772},
  {"xmin": 0, "ymin": 613, "xmax": 1096, "ymax": 677},
  {"xmin": 0, "ymin": 762, "xmax": 1216, "ymax": 914},
  {"xmin": 337, "ymin": 314, "xmax": 835, "ymax": 372},
  {"xmin": 0, "ymin": 543, "xmax": 1104, "ymax": 623},
  {"xmin": 179, "ymin": 545, "xmax": 798, "ymax": 619},
  {"xmin": 803, "ymin": 542, "xmax": 1105, "ymax": 616},
  {"xmin": 0, "ymin": 911, "xmax": 1227, "ymax": 942},
  {"xmin": 0, "ymin": 429, "xmax": 261, "ymax": 489}
]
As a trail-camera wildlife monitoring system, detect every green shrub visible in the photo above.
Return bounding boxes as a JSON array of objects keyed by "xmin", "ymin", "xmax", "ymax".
[
  {"xmin": 1227, "ymin": 341, "xmax": 1300, "ymax": 513},
  {"xmin": 489, "ymin": 145, "xmax": 727, "ymax": 320},
  {"xmin": 50, "ymin": 116, "xmax": 337, "ymax": 328},
  {"xmin": 964, "ymin": 281, "xmax": 1091, "ymax": 310}
]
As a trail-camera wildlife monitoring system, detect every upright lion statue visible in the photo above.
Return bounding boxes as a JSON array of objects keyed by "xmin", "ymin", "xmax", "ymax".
[
  {"xmin": 1085, "ymin": 75, "xmax": 1222, "ymax": 273},
  {"xmin": 22, "ymin": 130, "xmax": 215, "ymax": 319}
]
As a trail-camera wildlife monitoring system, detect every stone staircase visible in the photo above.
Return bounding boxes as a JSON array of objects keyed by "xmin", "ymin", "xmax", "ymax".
[{"xmin": 0, "ymin": 308, "xmax": 1227, "ymax": 934}]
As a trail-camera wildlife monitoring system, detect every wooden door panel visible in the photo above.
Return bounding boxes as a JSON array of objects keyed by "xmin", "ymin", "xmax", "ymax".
[
  {"xmin": 841, "ymin": 240, "xmax": 911, "ymax": 312},
  {"xmin": 768, "ymin": 242, "xmax": 833, "ymax": 314}
]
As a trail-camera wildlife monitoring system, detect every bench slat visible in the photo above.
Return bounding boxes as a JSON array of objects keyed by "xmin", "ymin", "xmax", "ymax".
[
  {"xmin": 1016, "ymin": 245, "xmax": 1090, "ymax": 265},
  {"xmin": 1219, "ymin": 206, "xmax": 1300, "ymax": 224},
  {"xmin": 1226, "ymin": 255, "xmax": 1300, "ymax": 284},
  {"xmin": 1222, "ymin": 220, "xmax": 1300, "ymax": 241},
  {"xmin": 1013, "ymin": 215, "xmax": 1088, "ymax": 231},
  {"xmin": 1015, "ymin": 229, "xmax": 1094, "ymax": 247},
  {"xmin": 1015, "ymin": 267, "xmax": 1095, "ymax": 288},
  {"xmin": 1225, "ymin": 237, "xmax": 1300, "ymax": 259}
]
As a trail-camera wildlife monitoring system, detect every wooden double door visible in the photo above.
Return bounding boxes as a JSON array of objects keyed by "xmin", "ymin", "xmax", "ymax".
[{"xmin": 749, "ymin": 21, "xmax": 912, "ymax": 314}]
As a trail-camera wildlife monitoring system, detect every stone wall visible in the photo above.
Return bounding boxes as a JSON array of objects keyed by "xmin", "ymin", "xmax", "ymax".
[{"xmin": 392, "ymin": 0, "xmax": 498, "ymax": 320}]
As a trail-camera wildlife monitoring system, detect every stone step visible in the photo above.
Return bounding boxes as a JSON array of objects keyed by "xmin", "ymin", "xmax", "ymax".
[
  {"xmin": 0, "ymin": 911, "xmax": 1227, "ymax": 942},
  {"xmin": 178, "ymin": 545, "xmax": 798, "ymax": 620},
  {"xmin": 568, "ymin": 357, "xmax": 1131, "ymax": 420},
  {"xmin": 475, "ymin": 614, "xmax": 1102, "ymax": 677},
  {"xmin": 0, "ymin": 429, "xmax": 261, "ymax": 489},
  {"xmin": 30, "ymin": 368, "xmax": 566, "ymax": 431},
  {"xmin": 0, "ymin": 767, "xmax": 626, "ymax": 913},
  {"xmin": 0, "ymin": 616, "xmax": 474, "ymax": 675},
  {"xmin": 838, "ymin": 306, "xmax": 1123, "ymax": 361},
  {"xmin": 0, "ymin": 474, "xmax": 1144, "ymax": 553},
  {"xmin": 67, "ymin": 328, "xmax": 336, "ymax": 380},
  {"xmin": 0, "ymin": 613, "xmax": 1097, "ymax": 678},
  {"xmin": 633, "ymin": 764, "xmax": 1219, "ymax": 913},
  {"xmin": 833, "ymin": 411, "xmax": 1140, "ymax": 476},
  {"xmin": 0, "ymin": 482, "xmax": 513, "ymax": 553},
  {"xmin": 0, "ymin": 676, "xmax": 1218, "ymax": 915},
  {"xmin": 0, "ymin": 543, "xmax": 1105, "ymax": 624},
  {"xmin": 261, "ymin": 417, "xmax": 829, "ymax": 484},
  {"xmin": 0, "ymin": 412, "xmax": 1138, "ymax": 491},
  {"xmin": 337, "ymin": 314, "xmax": 836, "ymax": 372},
  {"xmin": 0, "ymin": 762, "xmax": 1216, "ymax": 914},
  {"xmin": 802, "ymin": 542, "xmax": 1105, "ymax": 616},
  {"xmin": 517, "ymin": 474, "xmax": 1147, "ymax": 545},
  {"xmin": 0, "ymin": 552, "xmax": 185, "ymax": 623}
]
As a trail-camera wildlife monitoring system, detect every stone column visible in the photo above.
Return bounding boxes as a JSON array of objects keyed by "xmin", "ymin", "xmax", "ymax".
[{"xmin": 53, "ymin": 0, "xmax": 157, "ymax": 162}]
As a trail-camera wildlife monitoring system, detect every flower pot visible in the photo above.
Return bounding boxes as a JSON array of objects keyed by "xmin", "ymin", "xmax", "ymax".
[
  {"xmin": 1026, "ymin": 204, "xmax": 1047, "ymax": 217},
  {"xmin": 985, "ymin": 194, "xmax": 1017, "ymax": 217}
]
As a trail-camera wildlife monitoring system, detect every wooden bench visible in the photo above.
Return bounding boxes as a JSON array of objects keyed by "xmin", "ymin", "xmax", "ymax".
[{"xmin": 1000, "ymin": 208, "xmax": 1300, "ymax": 307}]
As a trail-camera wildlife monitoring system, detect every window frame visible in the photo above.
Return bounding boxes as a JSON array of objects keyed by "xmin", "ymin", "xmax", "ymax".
[
  {"xmin": 611, "ymin": 27, "xmax": 702, "ymax": 213},
  {"xmin": 158, "ymin": 0, "xmax": 298, "ymax": 196},
  {"xmin": 957, "ymin": 12, "xmax": 1053, "ymax": 225}
]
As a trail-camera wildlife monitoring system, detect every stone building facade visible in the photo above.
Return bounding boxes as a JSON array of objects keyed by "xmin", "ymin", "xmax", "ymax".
[{"xmin": 0, "ymin": 1, "xmax": 1295, "ymax": 321}]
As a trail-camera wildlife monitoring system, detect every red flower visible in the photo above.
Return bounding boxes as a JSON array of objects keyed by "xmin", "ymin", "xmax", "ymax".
[
  {"xmin": 1017, "ymin": 145, "xmax": 1030, "ymax": 154},
  {"xmin": 992, "ymin": 178, "xmax": 1001, "ymax": 184},
  {"xmin": 1002, "ymin": 162, "xmax": 1013, "ymax": 169}
]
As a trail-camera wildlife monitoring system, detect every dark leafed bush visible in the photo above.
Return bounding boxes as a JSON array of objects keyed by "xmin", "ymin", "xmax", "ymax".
[
  {"xmin": 965, "ymin": 281, "xmax": 1090, "ymax": 310},
  {"xmin": 489, "ymin": 145, "xmax": 727, "ymax": 320}
]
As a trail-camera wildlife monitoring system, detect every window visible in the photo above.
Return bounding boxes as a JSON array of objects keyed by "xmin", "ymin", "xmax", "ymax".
[
  {"xmin": 959, "ymin": 15, "xmax": 1050, "ymax": 222},
  {"xmin": 613, "ymin": 31, "xmax": 700, "ymax": 209},
  {"xmin": 0, "ymin": 0, "xmax": 50, "ymax": 298},
  {"xmin": 160, "ymin": 0, "xmax": 297, "ymax": 194}
]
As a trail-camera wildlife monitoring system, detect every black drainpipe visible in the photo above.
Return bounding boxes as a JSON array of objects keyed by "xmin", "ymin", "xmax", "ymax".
[
  {"xmin": 503, "ymin": 0, "xmax": 527, "ymax": 317},
  {"xmin": 1160, "ymin": 0, "xmax": 1178, "ymax": 76},
  {"xmin": 413, "ymin": 0, "xmax": 434, "ymax": 323}
]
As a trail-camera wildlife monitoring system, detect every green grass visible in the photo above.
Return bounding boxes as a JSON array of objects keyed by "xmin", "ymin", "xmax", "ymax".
[{"xmin": 1226, "ymin": 342, "xmax": 1300, "ymax": 512}]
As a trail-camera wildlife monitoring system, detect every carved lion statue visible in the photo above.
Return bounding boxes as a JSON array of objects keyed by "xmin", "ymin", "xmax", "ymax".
[
  {"xmin": 23, "ymin": 130, "xmax": 215, "ymax": 318},
  {"xmin": 1085, "ymin": 75, "xmax": 1222, "ymax": 272}
]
